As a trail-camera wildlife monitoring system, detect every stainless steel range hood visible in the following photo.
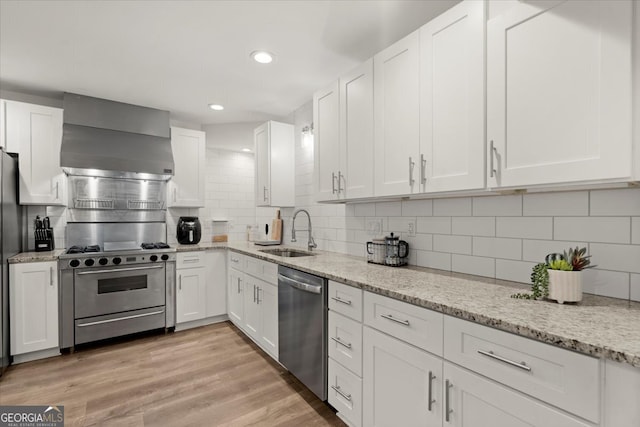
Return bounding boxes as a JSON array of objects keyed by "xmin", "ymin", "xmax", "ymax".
[{"xmin": 60, "ymin": 93, "xmax": 174, "ymax": 181}]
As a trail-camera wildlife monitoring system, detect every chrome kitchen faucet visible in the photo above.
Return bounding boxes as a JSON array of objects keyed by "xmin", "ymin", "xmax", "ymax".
[{"xmin": 291, "ymin": 209, "xmax": 317, "ymax": 251}]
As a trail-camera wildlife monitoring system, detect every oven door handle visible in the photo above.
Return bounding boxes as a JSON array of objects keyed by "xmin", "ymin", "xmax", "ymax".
[
  {"xmin": 76, "ymin": 309, "xmax": 165, "ymax": 327},
  {"xmin": 76, "ymin": 265, "xmax": 164, "ymax": 275}
]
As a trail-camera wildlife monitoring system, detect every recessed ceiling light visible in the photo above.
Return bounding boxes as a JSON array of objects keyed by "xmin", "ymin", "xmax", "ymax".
[
  {"xmin": 208, "ymin": 104, "xmax": 224, "ymax": 111},
  {"xmin": 251, "ymin": 51, "xmax": 274, "ymax": 64},
  {"xmin": 242, "ymin": 148, "xmax": 251, "ymax": 152}
]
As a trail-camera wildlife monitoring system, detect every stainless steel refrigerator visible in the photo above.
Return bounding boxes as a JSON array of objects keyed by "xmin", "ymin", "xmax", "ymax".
[{"xmin": 1, "ymin": 149, "xmax": 22, "ymax": 377}]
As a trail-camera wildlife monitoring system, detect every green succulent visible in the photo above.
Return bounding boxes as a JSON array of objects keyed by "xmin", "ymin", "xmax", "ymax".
[
  {"xmin": 548, "ymin": 259, "xmax": 572, "ymax": 271},
  {"xmin": 512, "ymin": 263, "xmax": 549, "ymax": 300},
  {"xmin": 563, "ymin": 246, "xmax": 593, "ymax": 271}
]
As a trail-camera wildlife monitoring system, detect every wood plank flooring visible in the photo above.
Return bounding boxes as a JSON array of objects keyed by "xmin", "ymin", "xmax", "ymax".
[{"xmin": 0, "ymin": 322, "xmax": 345, "ymax": 427}]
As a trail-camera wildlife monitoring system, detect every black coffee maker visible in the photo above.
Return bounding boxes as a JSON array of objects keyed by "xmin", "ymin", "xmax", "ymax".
[{"xmin": 177, "ymin": 217, "xmax": 202, "ymax": 245}]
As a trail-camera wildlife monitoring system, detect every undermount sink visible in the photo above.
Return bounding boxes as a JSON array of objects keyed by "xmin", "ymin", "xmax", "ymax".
[{"xmin": 259, "ymin": 248, "xmax": 315, "ymax": 258}]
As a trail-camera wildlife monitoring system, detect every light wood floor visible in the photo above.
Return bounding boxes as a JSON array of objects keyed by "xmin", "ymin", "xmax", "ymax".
[{"xmin": 0, "ymin": 322, "xmax": 345, "ymax": 427}]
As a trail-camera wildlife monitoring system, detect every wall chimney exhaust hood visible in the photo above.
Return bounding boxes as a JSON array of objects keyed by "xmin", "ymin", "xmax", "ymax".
[{"xmin": 60, "ymin": 93, "xmax": 174, "ymax": 181}]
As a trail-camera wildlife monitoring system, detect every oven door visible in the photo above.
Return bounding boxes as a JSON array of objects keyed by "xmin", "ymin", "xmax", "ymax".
[{"xmin": 74, "ymin": 263, "xmax": 165, "ymax": 318}]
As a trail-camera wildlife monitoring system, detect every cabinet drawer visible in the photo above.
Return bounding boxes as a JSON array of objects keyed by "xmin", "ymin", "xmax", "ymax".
[
  {"xmin": 245, "ymin": 255, "xmax": 277, "ymax": 284},
  {"xmin": 329, "ymin": 357, "xmax": 363, "ymax": 427},
  {"xmin": 329, "ymin": 311, "xmax": 363, "ymax": 377},
  {"xmin": 364, "ymin": 291, "xmax": 443, "ymax": 356},
  {"xmin": 228, "ymin": 252, "xmax": 246, "ymax": 270},
  {"xmin": 329, "ymin": 281, "xmax": 363, "ymax": 322},
  {"xmin": 444, "ymin": 316, "xmax": 600, "ymax": 422},
  {"xmin": 177, "ymin": 251, "xmax": 205, "ymax": 269}
]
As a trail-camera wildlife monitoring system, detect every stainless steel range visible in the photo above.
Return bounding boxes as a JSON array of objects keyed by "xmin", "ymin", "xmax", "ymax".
[{"xmin": 59, "ymin": 244, "xmax": 175, "ymax": 349}]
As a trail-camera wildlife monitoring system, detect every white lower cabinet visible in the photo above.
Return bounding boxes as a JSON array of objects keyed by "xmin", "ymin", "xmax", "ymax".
[
  {"xmin": 363, "ymin": 326, "xmax": 442, "ymax": 427},
  {"xmin": 329, "ymin": 357, "xmax": 363, "ymax": 427},
  {"xmin": 227, "ymin": 261, "xmax": 244, "ymax": 326},
  {"xmin": 176, "ymin": 265, "xmax": 206, "ymax": 324},
  {"xmin": 443, "ymin": 362, "xmax": 591, "ymax": 427},
  {"xmin": 9, "ymin": 261, "xmax": 59, "ymax": 358}
]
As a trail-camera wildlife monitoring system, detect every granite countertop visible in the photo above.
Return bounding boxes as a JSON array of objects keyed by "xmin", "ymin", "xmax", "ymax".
[
  {"xmin": 228, "ymin": 242, "xmax": 640, "ymax": 368},
  {"xmin": 175, "ymin": 242, "xmax": 228, "ymax": 251},
  {"xmin": 8, "ymin": 249, "xmax": 67, "ymax": 263}
]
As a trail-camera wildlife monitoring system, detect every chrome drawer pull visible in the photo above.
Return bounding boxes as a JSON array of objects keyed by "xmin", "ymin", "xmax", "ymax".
[
  {"xmin": 477, "ymin": 350, "xmax": 532, "ymax": 372},
  {"xmin": 445, "ymin": 379, "xmax": 453, "ymax": 422},
  {"xmin": 331, "ymin": 336, "xmax": 352, "ymax": 349},
  {"xmin": 380, "ymin": 313, "xmax": 410, "ymax": 326},
  {"xmin": 331, "ymin": 296, "xmax": 352, "ymax": 306},
  {"xmin": 77, "ymin": 309, "xmax": 164, "ymax": 327},
  {"xmin": 331, "ymin": 385, "xmax": 352, "ymax": 402},
  {"xmin": 428, "ymin": 371, "xmax": 435, "ymax": 411}
]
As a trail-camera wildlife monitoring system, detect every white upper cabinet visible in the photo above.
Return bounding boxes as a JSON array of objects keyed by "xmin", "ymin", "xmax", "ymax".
[
  {"xmin": 3, "ymin": 100, "xmax": 65, "ymax": 205},
  {"xmin": 487, "ymin": 0, "xmax": 633, "ymax": 188},
  {"xmin": 168, "ymin": 127, "xmax": 206, "ymax": 208},
  {"xmin": 420, "ymin": 0, "xmax": 485, "ymax": 193},
  {"xmin": 313, "ymin": 81, "xmax": 340, "ymax": 202},
  {"xmin": 340, "ymin": 59, "xmax": 374, "ymax": 199},
  {"xmin": 374, "ymin": 31, "xmax": 421, "ymax": 197},
  {"xmin": 254, "ymin": 121, "xmax": 295, "ymax": 207}
]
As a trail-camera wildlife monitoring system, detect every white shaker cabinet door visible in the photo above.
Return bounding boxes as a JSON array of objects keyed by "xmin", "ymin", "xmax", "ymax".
[
  {"xmin": 168, "ymin": 127, "xmax": 205, "ymax": 207},
  {"xmin": 257, "ymin": 280, "xmax": 278, "ymax": 359},
  {"xmin": 340, "ymin": 59, "xmax": 374, "ymax": 199},
  {"xmin": 176, "ymin": 267, "xmax": 206, "ymax": 324},
  {"xmin": 205, "ymin": 250, "xmax": 227, "ymax": 318},
  {"xmin": 313, "ymin": 81, "xmax": 340, "ymax": 202},
  {"xmin": 10, "ymin": 261, "xmax": 59, "ymax": 355},
  {"xmin": 374, "ymin": 31, "xmax": 420, "ymax": 197},
  {"xmin": 227, "ymin": 267, "xmax": 244, "ymax": 327},
  {"xmin": 254, "ymin": 122, "xmax": 271, "ymax": 206},
  {"xmin": 420, "ymin": 0, "xmax": 485, "ymax": 193},
  {"xmin": 487, "ymin": 0, "xmax": 633, "ymax": 188}
]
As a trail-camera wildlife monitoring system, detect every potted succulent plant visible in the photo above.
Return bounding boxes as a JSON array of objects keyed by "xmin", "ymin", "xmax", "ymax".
[
  {"xmin": 512, "ymin": 246, "xmax": 594, "ymax": 303},
  {"xmin": 545, "ymin": 247, "xmax": 593, "ymax": 304}
]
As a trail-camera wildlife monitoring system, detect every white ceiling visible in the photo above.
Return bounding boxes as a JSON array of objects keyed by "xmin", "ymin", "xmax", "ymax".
[{"xmin": 0, "ymin": 0, "xmax": 460, "ymax": 126}]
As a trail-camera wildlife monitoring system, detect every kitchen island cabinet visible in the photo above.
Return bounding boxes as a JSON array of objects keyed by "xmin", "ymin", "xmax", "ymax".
[
  {"xmin": 1, "ymin": 99, "xmax": 65, "ymax": 205},
  {"xmin": 168, "ymin": 127, "xmax": 205, "ymax": 208},
  {"xmin": 9, "ymin": 260, "xmax": 60, "ymax": 362}
]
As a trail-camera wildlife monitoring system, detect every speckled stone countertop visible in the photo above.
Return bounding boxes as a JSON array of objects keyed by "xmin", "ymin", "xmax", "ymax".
[
  {"xmin": 228, "ymin": 242, "xmax": 640, "ymax": 368},
  {"xmin": 8, "ymin": 249, "xmax": 67, "ymax": 263},
  {"xmin": 175, "ymin": 242, "xmax": 228, "ymax": 252}
]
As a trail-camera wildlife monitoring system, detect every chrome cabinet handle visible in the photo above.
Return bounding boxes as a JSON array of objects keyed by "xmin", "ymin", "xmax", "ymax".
[
  {"xmin": 331, "ymin": 336, "xmax": 352, "ymax": 349},
  {"xmin": 173, "ymin": 188, "xmax": 177, "ymax": 202},
  {"xmin": 55, "ymin": 181, "xmax": 59, "ymax": 200},
  {"xmin": 331, "ymin": 296, "xmax": 352, "ymax": 306},
  {"xmin": 331, "ymin": 385, "xmax": 352, "ymax": 402},
  {"xmin": 337, "ymin": 171, "xmax": 344, "ymax": 193},
  {"xmin": 253, "ymin": 284, "xmax": 257, "ymax": 302},
  {"xmin": 237, "ymin": 277, "xmax": 241, "ymax": 293},
  {"xmin": 490, "ymin": 140, "xmax": 497, "ymax": 178},
  {"xmin": 332, "ymin": 172, "xmax": 337, "ymax": 194},
  {"xmin": 428, "ymin": 371, "xmax": 435, "ymax": 411},
  {"xmin": 256, "ymin": 287, "xmax": 261, "ymax": 304},
  {"xmin": 420, "ymin": 154, "xmax": 426, "ymax": 185},
  {"xmin": 263, "ymin": 186, "xmax": 268, "ymax": 202},
  {"xmin": 380, "ymin": 313, "xmax": 410, "ymax": 326},
  {"xmin": 230, "ymin": 257, "xmax": 239, "ymax": 263},
  {"xmin": 409, "ymin": 157, "xmax": 415, "ymax": 186},
  {"xmin": 445, "ymin": 379, "xmax": 453, "ymax": 422},
  {"xmin": 50, "ymin": 267, "xmax": 54, "ymax": 287},
  {"xmin": 76, "ymin": 265, "xmax": 164, "ymax": 275},
  {"xmin": 77, "ymin": 309, "xmax": 164, "ymax": 327},
  {"xmin": 179, "ymin": 274, "xmax": 182, "ymax": 290},
  {"xmin": 477, "ymin": 350, "xmax": 532, "ymax": 372}
]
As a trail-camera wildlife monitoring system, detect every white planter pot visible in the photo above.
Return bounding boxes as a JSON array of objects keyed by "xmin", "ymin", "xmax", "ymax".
[{"xmin": 547, "ymin": 270, "xmax": 583, "ymax": 304}]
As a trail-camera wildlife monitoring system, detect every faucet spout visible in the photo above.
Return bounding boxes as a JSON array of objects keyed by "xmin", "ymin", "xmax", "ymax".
[{"xmin": 291, "ymin": 209, "xmax": 317, "ymax": 251}]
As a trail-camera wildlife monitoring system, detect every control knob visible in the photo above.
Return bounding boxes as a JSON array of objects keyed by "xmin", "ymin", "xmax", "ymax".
[
  {"xmin": 161, "ymin": 254, "xmax": 169, "ymax": 261},
  {"xmin": 84, "ymin": 259, "xmax": 95, "ymax": 267},
  {"xmin": 150, "ymin": 255, "xmax": 158, "ymax": 262},
  {"xmin": 99, "ymin": 258, "xmax": 108, "ymax": 266},
  {"xmin": 69, "ymin": 259, "xmax": 80, "ymax": 268},
  {"xmin": 112, "ymin": 257, "xmax": 122, "ymax": 265}
]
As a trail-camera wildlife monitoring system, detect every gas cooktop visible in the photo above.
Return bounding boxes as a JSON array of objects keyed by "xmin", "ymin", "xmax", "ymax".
[{"xmin": 59, "ymin": 242, "xmax": 175, "ymax": 268}]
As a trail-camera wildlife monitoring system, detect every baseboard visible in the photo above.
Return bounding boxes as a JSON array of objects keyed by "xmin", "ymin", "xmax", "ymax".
[
  {"xmin": 12, "ymin": 348, "xmax": 61, "ymax": 364},
  {"xmin": 175, "ymin": 314, "xmax": 229, "ymax": 331}
]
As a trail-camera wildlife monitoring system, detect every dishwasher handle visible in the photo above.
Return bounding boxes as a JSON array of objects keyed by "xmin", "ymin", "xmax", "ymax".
[{"xmin": 279, "ymin": 274, "xmax": 322, "ymax": 295}]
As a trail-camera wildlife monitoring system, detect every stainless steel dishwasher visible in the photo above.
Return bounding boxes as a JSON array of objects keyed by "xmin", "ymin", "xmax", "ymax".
[{"xmin": 278, "ymin": 265, "xmax": 327, "ymax": 400}]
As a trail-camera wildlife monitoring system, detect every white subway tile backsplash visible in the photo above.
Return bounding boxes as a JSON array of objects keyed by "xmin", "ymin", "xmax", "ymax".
[
  {"xmin": 473, "ymin": 195, "xmax": 522, "ymax": 216},
  {"xmin": 590, "ymin": 188, "xmax": 640, "ymax": 216},
  {"xmin": 472, "ymin": 237, "xmax": 521, "ymax": 260},
  {"xmin": 417, "ymin": 217, "xmax": 451, "ymax": 234},
  {"xmin": 523, "ymin": 191, "xmax": 589, "ymax": 216},
  {"xmin": 554, "ymin": 217, "xmax": 631, "ymax": 244},
  {"xmin": 388, "ymin": 217, "xmax": 416, "ymax": 235},
  {"xmin": 433, "ymin": 235, "xmax": 472, "ymax": 255},
  {"xmin": 401, "ymin": 199, "xmax": 433, "ymax": 217},
  {"xmin": 433, "ymin": 197, "xmax": 472, "ymax": 216},
  {"xmin": 632, "ymin": 217, "xmax": 640, "ymax": 245},
  {"xmin": 589, "ymin": 243, "xmax": 640, "ymax": 274},
  {"xmin": 496, "ymin": 217, "xmax": 552, "ymax": 239},
  {"xmin": 522, "ymin": 239, "xmax": 583, "ymax": 263},
  {"xmin": 452, "ymin": 254, "xmax": 495, "ymax": 278},
  {"xmin": 452, "ymin": 217, "xmax": 495, "ymax": 236},
  {"xmin": 631, "ymin": 274, "xmax": 640, "ymax": 302},
  {"xmin": 496, "ymin": 259, "xmax": 536, "ymax": 284},
  {"xmin": 416, "ymin": 250, "xmax": 451, "ymax": 271},
  {"xmin": 583, "ymin": 269, "xmax": 630, "ymax": 300},
  {"xmin": 404, "ymin": 233, "xmax": 433, "ymax": 251},
  {"xmin": 355, "ymin": 203, "xmax": 376, "ymax": 217},
  {"xmin": 375, "ymin": 201, "xmax": 401, "ymax": 216},
  {"xmin": 345, "ymin": 217, "xmax": 366, "ymax": 230}
]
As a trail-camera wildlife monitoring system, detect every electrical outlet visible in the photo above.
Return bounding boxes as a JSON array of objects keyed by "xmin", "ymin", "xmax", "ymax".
[
  {"xmin": 407, "ymin": 219, "xmax": 416, "ymax": 236},
  {"xmin": 366, "ymin": 218, "xmax": 383, "ymax": 236}
]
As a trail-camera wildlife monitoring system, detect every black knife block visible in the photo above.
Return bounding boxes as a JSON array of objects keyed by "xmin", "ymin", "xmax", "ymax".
[{"xmin": 35, "ymin": 229, "xmax": 55, "ymax": 252}]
